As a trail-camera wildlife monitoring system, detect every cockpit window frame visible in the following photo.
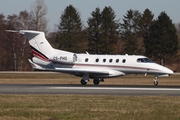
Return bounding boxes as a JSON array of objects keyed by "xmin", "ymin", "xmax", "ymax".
[{"xmin": 137, "ymin": 58, "xmax": 154, "ymax": 63}]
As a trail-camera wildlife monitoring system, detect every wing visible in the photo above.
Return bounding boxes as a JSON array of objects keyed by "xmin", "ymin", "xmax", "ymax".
[{"xmin": 29, "ymin": 59, "xmax": 125, "ymax": 78}]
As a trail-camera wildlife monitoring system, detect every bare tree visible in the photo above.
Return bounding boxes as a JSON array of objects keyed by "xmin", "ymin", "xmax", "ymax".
[
  {"xmin": 30, "ymin": 0, "xmax": 48, "ymax": 33},
  {"xmin": 5, "ymin": 11, "xmax": 32, "ymax": 71},
  {"xmin": 0, "ymin": 14, "xmax": 12, "ymax": 70},
  {"xmin": 18, "ymin": 11, "xmax": 33, "ymax": 70},
  {"xmin": 6, "ymin": 14, "xmax": 19, "ymax": 71},
  {"xmin": 18, "ymin": 10, "xmax": 34, "ymax": 30}
]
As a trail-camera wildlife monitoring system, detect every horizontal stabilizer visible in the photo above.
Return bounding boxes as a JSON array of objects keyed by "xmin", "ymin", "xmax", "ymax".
[
  {"xmin": 6, "ymin": 30, "xmax": 27, "ymax": 35},
  {"xmin": 28, "ymin": 59, "xmax": 46, "ymax": 70}
]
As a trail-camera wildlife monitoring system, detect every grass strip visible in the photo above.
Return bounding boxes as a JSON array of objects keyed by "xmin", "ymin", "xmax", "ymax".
[
  {"xmin": 0, "ymin": 95, "xmax": 180, "ymax": 120},
  {"xmin": 0, "ymin": 73, "xmax": 179, "ymax": 85},
  {"xmin": 0, "ymin": 73, "xmax": 180, "ymax": 120}
]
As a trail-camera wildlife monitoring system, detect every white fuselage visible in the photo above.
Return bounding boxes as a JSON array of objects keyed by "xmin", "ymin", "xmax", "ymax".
[
  {"xmin": 73, "ymin": 54, "xmax": 170, "ymax": 74},
  {"xmin": 9, "ymin": 30, "xmax": 173, "ymax": 85},
  {"xmin": 33, "ymin": 53, "xmax": 173, "ymax": 78}
]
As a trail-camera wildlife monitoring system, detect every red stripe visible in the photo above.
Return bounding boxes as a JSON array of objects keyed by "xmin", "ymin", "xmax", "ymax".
[{"xmin": 31, "ymin": 49, "xmax": 50, "ymax": 62}]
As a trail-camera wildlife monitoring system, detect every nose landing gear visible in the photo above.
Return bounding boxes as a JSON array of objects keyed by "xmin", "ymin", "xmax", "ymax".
[{"xmin": 153, "ymin": 77, "xmax": 158, "ymax": 86}]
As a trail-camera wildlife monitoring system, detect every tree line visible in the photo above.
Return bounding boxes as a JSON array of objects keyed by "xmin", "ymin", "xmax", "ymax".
[
  {"xmin": 0, "ymin": 0, "xmax": 180, "ymax": 71},
  {"xmin": 0, "ymin": 0, "xmax": 48, "ymax": 71},
  {"xmin": 55, "ymin": 5, "xmax": 179, "ymax": 71}
]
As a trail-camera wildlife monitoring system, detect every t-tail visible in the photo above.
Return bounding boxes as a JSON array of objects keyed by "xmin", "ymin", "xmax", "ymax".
[
  {"xmin": 6, "ymin": 30, "xmax": 75, "ymax": 70},
  {"xmin": 21, "ymin": 30, "xmax": 54, "ymax": 61}
]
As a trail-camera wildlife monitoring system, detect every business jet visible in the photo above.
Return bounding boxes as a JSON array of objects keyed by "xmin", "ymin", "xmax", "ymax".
[{"xmin": 7, "ymin": 30, "xmax": 173, "ymax": 86}]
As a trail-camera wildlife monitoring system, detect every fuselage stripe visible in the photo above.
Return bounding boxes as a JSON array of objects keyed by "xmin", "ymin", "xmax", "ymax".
[{"xmin": 31, "ymin": 46, "xmax": 50, "ymax": 61}]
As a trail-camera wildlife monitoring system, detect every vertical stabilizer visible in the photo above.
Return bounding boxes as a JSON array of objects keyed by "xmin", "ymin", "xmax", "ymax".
[{"xmin": 20, "ymin": 30, "xmax": 54, "ymax": 61}]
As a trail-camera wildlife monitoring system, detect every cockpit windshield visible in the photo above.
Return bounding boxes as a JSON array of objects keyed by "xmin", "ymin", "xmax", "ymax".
[{"xmin": 137, "ymin": 58, "xmax": 154, "ymax": 63}]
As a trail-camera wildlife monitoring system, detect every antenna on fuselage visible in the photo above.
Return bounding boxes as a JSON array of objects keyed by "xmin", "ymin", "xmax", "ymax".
[{"xmin": 85, "ymin": 51, "xmax": 89, "ymax": 55}]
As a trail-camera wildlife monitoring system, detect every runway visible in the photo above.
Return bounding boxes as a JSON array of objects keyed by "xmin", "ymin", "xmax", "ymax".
[{"xmin": 0, "ymin": 84, "xmax": 180, "ymax": 96}]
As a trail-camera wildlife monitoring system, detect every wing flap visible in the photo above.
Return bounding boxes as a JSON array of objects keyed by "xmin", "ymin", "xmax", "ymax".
[
  {"xmin": 55, "ymin": 68, "xmax": 125, "ymax": 77},
  {"xmin": 55, "ymin": 68, "xmax": 109, "ymax": 75}
]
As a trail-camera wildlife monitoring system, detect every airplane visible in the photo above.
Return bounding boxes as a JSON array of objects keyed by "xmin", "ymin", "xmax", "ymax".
[{"xmin": 6, "ymin": 30, "xmax": 173, "ymax": 86}]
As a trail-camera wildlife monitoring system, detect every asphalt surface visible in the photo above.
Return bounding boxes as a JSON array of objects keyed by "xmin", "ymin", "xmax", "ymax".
[{"xmin": 0, "ymin": 84, "xmax": 180, "ymax": 96}]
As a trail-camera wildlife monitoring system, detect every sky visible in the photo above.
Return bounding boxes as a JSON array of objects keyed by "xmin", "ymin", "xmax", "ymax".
[{"xmin": 0, "ymin": 0, "xmax": 180, "ymax": 31}]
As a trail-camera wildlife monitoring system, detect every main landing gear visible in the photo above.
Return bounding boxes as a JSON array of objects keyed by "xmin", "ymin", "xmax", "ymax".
[
  {"xmin": 80, "ymin": 79, "xmax": 87, "ymax": 85},
  {"xmin": 153, "ymin": 77, "xmax": 158, "ymax": 86},
  {"xmin": 80, "ymin": 74, "xmax": 89, "ymax": 85},
  {"xmin": 93, "ymin": 78, "xmax": 104, "ymax": 85},
  {"xmin": 80, "ymin": 78, "xmax": 104, "ymax": 85}
]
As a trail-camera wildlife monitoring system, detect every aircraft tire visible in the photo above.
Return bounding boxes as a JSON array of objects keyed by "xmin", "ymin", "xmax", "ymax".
[
  {"xmin": 80, "ymin": 79, "xmax": 87, "ymax": 85},
  {"xmin": 154, "ymin": 81, "xmax": 158, "ymax": 86},
  {"xmin": 93, "ymin": 79, "xmax": 100, "ymax": 85}
]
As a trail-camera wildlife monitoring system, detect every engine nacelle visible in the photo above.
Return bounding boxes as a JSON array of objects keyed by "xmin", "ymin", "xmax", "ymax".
[{"xmin": 49, "ymin": 53, "xmax": 77, "ymax": 64}]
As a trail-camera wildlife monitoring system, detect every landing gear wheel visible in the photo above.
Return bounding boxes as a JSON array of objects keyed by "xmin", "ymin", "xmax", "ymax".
[
  {"xmin": 153, "ymin": 77, "xmax": 158, "ymax": 86},
  {"xmin": 154, "ymin": 81, "xmax": 158, "ymax": 86},
  {"xmin": 80, "ymin": 79, "xmax": 87, "ymax": 85},
  {"xmin": 93, "ymin": 79, "xmax": 100, "ymax": 85}
]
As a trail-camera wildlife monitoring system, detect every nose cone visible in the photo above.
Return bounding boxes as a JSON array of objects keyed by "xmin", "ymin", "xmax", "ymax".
[{"xmin": 162, "ymin": 66, "xmax": 173, "ymax": 74}]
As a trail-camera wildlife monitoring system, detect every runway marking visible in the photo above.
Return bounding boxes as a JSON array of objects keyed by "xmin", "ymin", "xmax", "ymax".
[{"xmin": 48, "ymin": 87, "xmax": 180, "ymax": 91}]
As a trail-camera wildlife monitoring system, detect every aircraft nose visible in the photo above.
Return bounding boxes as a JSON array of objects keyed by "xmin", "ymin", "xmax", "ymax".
[{"xmin": 162, "ymin": 66, "xmax": 173, "ymax": 74}]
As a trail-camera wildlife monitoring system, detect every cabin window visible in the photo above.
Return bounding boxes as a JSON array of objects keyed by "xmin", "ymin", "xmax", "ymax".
[
  {"xmin": 122, "ymin": 59, "xmax": 126, "ymax": 63},
  {"xmin": 109, "ymin": 59, "xmax": 113, "ymax": 63},
  {"xmin": 103, "ymin": 59, "xmax": 106, "ymax": 62},
  {"xmin": 116, "ymin": 59, "xmax": 119, "ymax": 63},
  {"xmin": 96, "ymin": 58, "xmax": 99, "ymax": 62},
  {"xmin": 85, "ymin": 58, "xmax": 88, "ymax": 62}
]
